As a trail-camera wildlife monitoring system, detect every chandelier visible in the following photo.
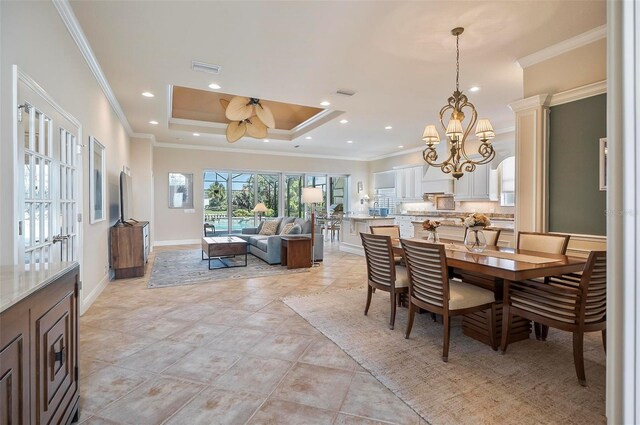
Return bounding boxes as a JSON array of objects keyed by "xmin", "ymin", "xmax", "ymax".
[{"xmin": 422, "ymin": 27, "xmax": 495, "ymax": 180}]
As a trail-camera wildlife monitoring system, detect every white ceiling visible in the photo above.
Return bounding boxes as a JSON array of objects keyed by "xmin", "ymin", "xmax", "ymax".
[{"xmin": 70, "ymin": 1, "xmax": 605, "ymax": 160}]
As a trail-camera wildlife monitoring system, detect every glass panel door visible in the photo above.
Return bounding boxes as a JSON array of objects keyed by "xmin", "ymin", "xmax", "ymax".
[
  {"xmin": 329, "ymin": 176, "xmax": 347, "ymax": 214},
  {"xmin": 231, "ymin": 173, "xmax": 255, "ymax": 233},
  {"xmin": 204, "ymin": 171, "xmax": 229, "ymax": 234},
  {"xmin": 256, "ymin": 174, "xmax": 279, "ymax": 218},
  {"xmin": 284, "ymin": 175, "xmax": 303, "ymax": 218}
]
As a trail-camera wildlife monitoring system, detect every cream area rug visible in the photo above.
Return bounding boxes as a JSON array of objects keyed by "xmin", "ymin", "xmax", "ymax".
[{"xmin": 284, "ymin": 287, "xmax": 606, "ymax": 425}]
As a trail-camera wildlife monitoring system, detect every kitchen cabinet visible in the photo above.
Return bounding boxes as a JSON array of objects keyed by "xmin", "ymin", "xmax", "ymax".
[
  {"xmin": 453, "ymin": 165, "xmax": 491, "ymax": 200},
  {"xmin": 395, "ymin": 166, "xmax": 425, "ymax": 200},
  {"xmin": 394, "ymin": 215, "xmax": 414, "ymax": 238}
]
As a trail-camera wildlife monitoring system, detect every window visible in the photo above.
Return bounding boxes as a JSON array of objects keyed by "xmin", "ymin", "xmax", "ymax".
[
  {"xmin": 284, "ymin": 175, "xmax": 303, "ymax": 217},
  {"xmin": 499, "ymin": 156, "xmax": 515, "ymax": 207}
]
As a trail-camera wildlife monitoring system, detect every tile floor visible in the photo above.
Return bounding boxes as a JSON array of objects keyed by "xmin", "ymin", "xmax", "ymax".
[{"xmin": 78, "ymin": 243, "xmax": 424, "ymax": 425}]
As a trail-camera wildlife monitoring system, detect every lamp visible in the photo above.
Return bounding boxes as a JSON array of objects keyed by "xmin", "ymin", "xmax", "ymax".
[
  {"xmin": 252, "ymin": 202, "xmax": 268, "ymax": 222},
  {"xmin": 302, "ymin": 187, "xmax": 323, "ymax": 267},
  {"xmin": 422, "ymin": 27, "xmax": 496, "ymax": 179}
]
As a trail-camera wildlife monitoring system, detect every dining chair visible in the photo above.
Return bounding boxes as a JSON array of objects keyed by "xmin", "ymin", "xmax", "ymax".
[
  {"xmin": 501, "ymin": 251, "xmax": 606, "ymax": 386},
  {"xmin": 370, "ymin": 225, "xmax": 403, "ymax": 264},
  {"xmin": 204, "ymin": 223, "xmax": 216, "ymax": 237},
  {"xmin": 517, "ymin": 231, "xmax": 571, "ymax": 340},
  {"xmin": 360, "ymin": 232, "xmax": 409, "ymax": 330},
  {"xmin": 328, "ymin": 213, "xmax": 343, "ymax": 241},
  {"xmin": 401, "ymin": 238, "xmax": 497, "ymax": 362},
  {"xmin": 464, "ymin": 228, "xmax": 501, "ymax": 246}
]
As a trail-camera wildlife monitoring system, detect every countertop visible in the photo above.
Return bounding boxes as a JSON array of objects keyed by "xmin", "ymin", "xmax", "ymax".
[
  {"xmin": 391, "ymin": 212, "xmax": 514, "ymax": 220},
  {"xmin": 1, "ymin": 261, "xmax": 78, "ymax": 313},
  {"xmin": 410, "ymin": 219, "xmax": 515, "ymax": 231},
  {"xmin": 342, "ymin": 215, "xmax": 396, "ymax": 221}
]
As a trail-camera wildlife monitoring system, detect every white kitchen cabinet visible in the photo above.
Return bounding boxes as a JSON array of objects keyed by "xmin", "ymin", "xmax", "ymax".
[
  {"xmin": 453, "ymin": 165, "xmax": 490, "ymax": 200},
  {"xmin": 394, "ymin": 166, "xmax": 425, "ymax": 200}
]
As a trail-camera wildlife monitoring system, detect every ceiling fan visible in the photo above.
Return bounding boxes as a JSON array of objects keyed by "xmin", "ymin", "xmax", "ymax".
[{"xmin": 221, "ymin": 96, "xmax": 275, "ymax": 143}]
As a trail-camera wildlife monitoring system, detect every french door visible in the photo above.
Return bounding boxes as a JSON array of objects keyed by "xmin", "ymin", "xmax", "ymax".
[{"xmin": 16, "ymin": 70, "xmax": 82, "ymax": 267}]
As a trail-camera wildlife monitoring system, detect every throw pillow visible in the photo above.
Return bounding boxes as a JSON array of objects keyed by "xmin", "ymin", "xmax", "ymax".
[
  {"xmin": 259, "ymin": 220, "xmax": 279, "ymax": 236},
  {"xmin": 280, "ymin": 223, "xmax": 295, "ymax": 235},
  {"xmin": 256, "ymin": 221, "xmax": 265, "ymax": 234},
  {"xmin": 287, "ymin": 224, "xmax": 302, "ymax": 235}
]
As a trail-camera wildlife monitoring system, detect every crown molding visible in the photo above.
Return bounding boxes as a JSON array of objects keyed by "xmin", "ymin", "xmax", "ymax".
[
  {"xmin": 154, "ymin": 142, "xmax": 370, "ymax": 162},
  {"xmin": 53, "ymin": 0, "xmax": 142, "ymax": 138},
  {"xmin": 517, "ymin": 25, "xmax": 606, "ymax": 69},
  {"xmin": 549, "ymin": 80, "xmax": 607, "ymax": 106},
  {"xmin": 508, "ymin": 94, "xmax": 552, "ymax": 113}
]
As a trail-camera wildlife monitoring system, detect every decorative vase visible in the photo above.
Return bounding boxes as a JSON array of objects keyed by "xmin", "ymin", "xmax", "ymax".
[
  {"xmin": 426, "ymin": 231, "xmax": 440, "ymax": 243},
  {"xmin": 464, "ymin": 227, "xmax": 487, "ymax": 253}
]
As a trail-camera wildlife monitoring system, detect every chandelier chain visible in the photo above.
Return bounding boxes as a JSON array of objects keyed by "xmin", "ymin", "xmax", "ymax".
[{"xmin": 455, "ymin": 33, "xmax": 460, "ymax": 92}]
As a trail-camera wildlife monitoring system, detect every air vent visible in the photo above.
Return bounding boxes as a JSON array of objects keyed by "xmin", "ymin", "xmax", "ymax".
[
  {"xmin": 336, "ymin": 89, "xmax": 356, "ymax": 97},
  {"xmin": 191, "ymin": 61, "xmax": 221, "ymax": 74}
]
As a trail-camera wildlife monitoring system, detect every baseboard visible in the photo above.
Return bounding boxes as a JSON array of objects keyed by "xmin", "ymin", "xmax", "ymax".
[
  {"xmin": 339, "ymin": 243, "xmax": 364, "ymax": 256},
  {"xmin": 154, "ymin": 239, "xmax": 200, "ymax": 247},
  {"xmin": 80, "ymin": 272, "xmax": 109, "ymax": 315}
]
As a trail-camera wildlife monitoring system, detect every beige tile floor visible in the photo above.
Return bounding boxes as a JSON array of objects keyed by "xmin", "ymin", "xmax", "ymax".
[{"xmin": 78, "ymin": 243, "xmax": 424, "ymax": 425}]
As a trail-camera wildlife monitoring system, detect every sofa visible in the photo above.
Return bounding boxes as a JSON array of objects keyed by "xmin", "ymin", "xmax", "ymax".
[{"xmin": 238, "ymin": 217, "xmax": 323, "ymax": 265}]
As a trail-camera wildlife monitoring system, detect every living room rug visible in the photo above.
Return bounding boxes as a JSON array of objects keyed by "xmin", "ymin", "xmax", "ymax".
[
  {"xmin": 284, "ymin": 287, "xmax": 606, "ymax": 425},
  {"xmin": 148, "ymin": 249, "xmax": 308, "ymax": 288}
]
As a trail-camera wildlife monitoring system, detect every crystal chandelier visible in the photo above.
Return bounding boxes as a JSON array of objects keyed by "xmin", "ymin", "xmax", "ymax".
[{"xmin": 422, "ymin": 27, "xmax": 495, "ymax": 180}]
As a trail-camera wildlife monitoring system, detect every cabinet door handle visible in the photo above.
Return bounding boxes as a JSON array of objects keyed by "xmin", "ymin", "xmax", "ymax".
[{"xmin": 51, "ymin": 345, "xmax": 66, "ymax": 366}]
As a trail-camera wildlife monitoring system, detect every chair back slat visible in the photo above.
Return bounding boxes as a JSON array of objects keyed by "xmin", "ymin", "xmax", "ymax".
[
  {"xmin": 579, "ymin": 251, "xmax": 607, "ymax": 324},
  {"xmin": 360, "ymin": 232, "xmax": 396, "ymax": 287},
  {"xmin": 400, "ymin": 239, "xmax": 448, "ymax": 308},
  {"xmin": 517, "ymin": 231, "xmax": 570, "ymax": 254}
]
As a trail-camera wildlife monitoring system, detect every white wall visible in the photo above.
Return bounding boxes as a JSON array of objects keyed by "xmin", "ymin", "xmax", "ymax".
[
  {"xmin": 152, "ymin": 146, "xmax": 369, "ymax": 243},
  {"xmin": 130, "ymin": 137, "xmax": 154, "ymax": 247},
  {"xmin": 0, "ymin": 1, "xmax": 130, "ymax": 309}
]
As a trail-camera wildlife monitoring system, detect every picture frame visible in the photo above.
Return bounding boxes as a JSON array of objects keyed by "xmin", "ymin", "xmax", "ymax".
[
  {"xmin": 357, "ymin": 181, "xmax": 363, "ymax": 193},
  {"xmin": 599, "ymin": 138, "xmax": 607, "ymax": 191},
  {"xmin": 89, "ymin": 136, "xmax": 106, "ymax": 223},
  {"xmin": 169, "ymin": 172, "xmax": 194, "ymax": 208}
]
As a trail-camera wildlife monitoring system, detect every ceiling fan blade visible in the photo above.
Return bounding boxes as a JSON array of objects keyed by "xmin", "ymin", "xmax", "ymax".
[
  {"xmin": 254, "ymin": 103, "xmax": 275, "ymax": 129},
  {"xmin": 245, "ymin": 116, "xmax": 268, "ymax": 139},
  {"xmin": 219, "ymin": 98, "xmax": 230, "ymax": 111},
  {"xmin": 225, "ymin": 96, "xmax": 253, "ymax": 121},
  {"xmin": 226, "ymin": 121, "xmax": 247, "ymax": 143}
]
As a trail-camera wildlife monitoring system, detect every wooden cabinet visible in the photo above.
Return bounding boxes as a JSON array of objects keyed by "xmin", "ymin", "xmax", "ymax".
[
  {"xmin": 453, "ymin": 166, "xmax": 491, "ymax": 200},
  {"xmin": 110, "ymin": 221, "xmax": 150, "ymax": 279},
  {"xmin": 0, "ymin": 264, "xmax": 79, "ymax": 425}
]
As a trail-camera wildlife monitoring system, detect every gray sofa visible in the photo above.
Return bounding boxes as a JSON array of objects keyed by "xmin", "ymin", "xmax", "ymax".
[{"xmin": 238, "ymin": 217, "xmax": 323, "ymax": 265}]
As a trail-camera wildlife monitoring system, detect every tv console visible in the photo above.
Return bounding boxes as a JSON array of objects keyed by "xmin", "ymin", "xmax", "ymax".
[{"xmin": 110, "ymin": 221, "xmax": 150, "ymax": 278}]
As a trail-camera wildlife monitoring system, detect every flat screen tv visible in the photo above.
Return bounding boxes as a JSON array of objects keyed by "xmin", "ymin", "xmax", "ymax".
[{"xmin": 119, "ymin": 171, "xmax": 134, "ymax": 224}]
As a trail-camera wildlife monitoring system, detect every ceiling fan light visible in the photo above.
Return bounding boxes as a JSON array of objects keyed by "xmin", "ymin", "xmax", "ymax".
[
  {"xmin": 445, "ymin": 119, "xmax": 463, "ymax": 139},
  {"xmin": 422, "ymin": 125, "xmax": 441, "ymax": 144},
  {"xmin": 475, "ymin": 119, "xmax": 495, "ymax": 140}
]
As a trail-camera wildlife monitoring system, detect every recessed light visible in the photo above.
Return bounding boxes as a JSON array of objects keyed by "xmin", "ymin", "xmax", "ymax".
[
  {"xmin": 398, "ymin": 145, "xmax": 404, "ymax": 148},
  {"xmin": 346, "ymin": 140, "xmax": 353, "ymax": 144},
  {"xmin": 141, "ymin": 92, "xmax": 154, "ymax": 98},
  {"xmin": 305, "ymin": 136, "xmax": 312, "ymax": 140},
  {"xmin": 320, "ymin": 101, "xmax": 331, "ymax": 107},
  {"xmin": 193, "ymin": 133, "xmax": 200, "ymax": 136},
  {"xmin": 263, "ymin": 139, "xmax": 269, "ymax": 143},
  {"xmin": 149, "ymin": 120, "xmax": 158, "ymax": 125},
  {"xmin": 208, "ymin": 83, "xmax": 221, "ymax": 90},
  {"xmin": 340, "ymin": 119, "xmax": 349, "ymax": 124},
  {"xmin": 469, "ymin": 86, "xmax": 480, "ymax": 92},
  {"xmin": 385, "ymin": 126, "xmax": 393, "ymax": 130}
]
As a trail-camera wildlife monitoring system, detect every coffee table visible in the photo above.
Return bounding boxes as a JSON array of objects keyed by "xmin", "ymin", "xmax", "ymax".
[{"xmin": 201, "ymin": 236, "xmax": 248, "ymax": 270}]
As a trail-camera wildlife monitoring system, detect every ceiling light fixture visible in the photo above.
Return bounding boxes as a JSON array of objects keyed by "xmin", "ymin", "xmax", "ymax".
[
  {"xmin": 422, "ymin": 27, "xmax": 495, "ymax": 180},
  {"xmin": 263, "ymin": 139, "xmax": 269, "ymax": 143},
  {"xmin": 347, "ymin": 140, "xmax": 353, "ymax": 144},
  {"xmin": 149, "ymin": 120, "xmax": 158, "ymax": 125},
  {"xmin": 141, "ymin": 92, "xmax": 154, "ymax": 98},
  {"xmin": 469, "ymin": 86, "xmax": 480, "ymax": 92},
  {"xmin": 320, "ymin": 101, "xmax": 331, "ymax": 107},
  {"xmin": 340, "ymin": 119, "xmax": 349, "ymax": 124},
  {"xmin": 385, "ymin": 126, "xmax": 393, "ymax": 130},
  {"xmin": 305, "ymin": 136, "xmax": 312, "ymax": 140},
  {"xmin": 208, "ymin": 83, "xmax": 222, "ymax": 90},
  {"xmin": 193, "ymin": 133, "xmax": 200, "ymax": 136}
]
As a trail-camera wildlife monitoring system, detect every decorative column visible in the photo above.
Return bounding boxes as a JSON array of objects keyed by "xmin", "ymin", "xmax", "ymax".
[{"xmin": 508, "ymin": 94, "xmax": 551, "ymax": 235}]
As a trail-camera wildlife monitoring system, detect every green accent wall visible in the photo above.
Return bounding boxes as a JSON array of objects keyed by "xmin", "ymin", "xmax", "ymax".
[{"xmin": 548, "ymin": 94, "xmax": 606, "ymax": 236}]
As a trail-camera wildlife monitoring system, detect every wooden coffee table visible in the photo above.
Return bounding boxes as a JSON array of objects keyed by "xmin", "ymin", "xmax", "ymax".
[
  {"xmin": 280, "ymin": 235, "xmax": 312, "ymax": 269},
  {"xmin": 202, "ymin": 236, "xmax": 248, "ymax": 270}
]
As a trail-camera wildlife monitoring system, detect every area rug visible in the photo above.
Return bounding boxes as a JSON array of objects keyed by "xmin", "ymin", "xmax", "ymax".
[
  {"xmin": 148, "ymin": 249, "xmax": 308, "ymax": 288},
  {"xmin": 284, "ymin": 288, "xmax": 606, "ymax": 425}
]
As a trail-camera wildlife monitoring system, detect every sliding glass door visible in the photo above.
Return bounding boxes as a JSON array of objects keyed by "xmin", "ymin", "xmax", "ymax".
[
  {"xmin": 231, "ymin": 173, "xmax": 255, "ymax": 232},
  {"xmin": 284, "ymin": 174, "xmax": 303, "ymax": 218},
  {"xmin": 257, "ymin": 174, "xmax": 279, "ymax": 218},
  {"xmin": 204, "ymin": 172, "xmax": 229, "ymax": 234}
]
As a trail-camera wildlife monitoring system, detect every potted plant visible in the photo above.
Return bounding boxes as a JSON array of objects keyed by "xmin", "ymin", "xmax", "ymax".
[
  {"xmin": 463, "ymin": 213, "xmax": 491, "ymax": 252},
  {"xmin": 422, "ymin": 220, "xmax": 441, "ymax": 243}
]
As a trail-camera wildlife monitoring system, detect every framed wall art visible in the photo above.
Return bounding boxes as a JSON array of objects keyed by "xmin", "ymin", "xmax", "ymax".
[{"xmin": 89, "ymin": 136, "xmax": 106, "ymax": 223}]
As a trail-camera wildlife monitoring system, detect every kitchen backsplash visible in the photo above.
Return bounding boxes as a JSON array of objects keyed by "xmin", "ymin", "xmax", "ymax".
[{"xmin": 398, "ymin": 201, "xmax": 515, "ymax": 215}]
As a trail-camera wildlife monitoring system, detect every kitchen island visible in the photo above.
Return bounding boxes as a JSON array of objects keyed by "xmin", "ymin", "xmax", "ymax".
[{"xmin": 339, "ymin": 215, "xmax": 395, "ymax": 255}]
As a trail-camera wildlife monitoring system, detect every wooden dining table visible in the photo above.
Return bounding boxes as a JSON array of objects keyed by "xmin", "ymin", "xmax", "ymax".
[{"xmin": 392, "ymin": 238, "xmax": 587, "ymax": 347}]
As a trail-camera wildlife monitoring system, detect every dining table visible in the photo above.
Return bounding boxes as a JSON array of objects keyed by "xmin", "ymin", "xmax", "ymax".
[{"xmin": 392, "ymin": 238, "xmax": 587, "ymax": 347}]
